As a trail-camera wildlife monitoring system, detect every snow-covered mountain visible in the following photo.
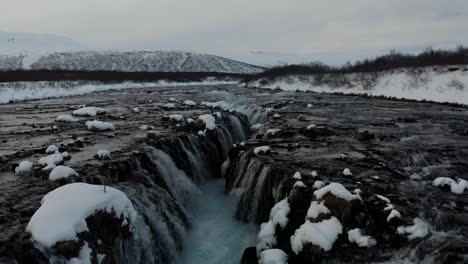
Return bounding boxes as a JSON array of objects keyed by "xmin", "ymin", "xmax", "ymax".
[{"xmin": 0, "ymin": 50, "xmax": 264, "ymax": 74}]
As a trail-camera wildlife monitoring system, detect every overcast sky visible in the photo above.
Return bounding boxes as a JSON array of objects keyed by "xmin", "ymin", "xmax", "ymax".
[{"xmin": 2, "ymin": 0, "xmax": 468, "ymax": 65}]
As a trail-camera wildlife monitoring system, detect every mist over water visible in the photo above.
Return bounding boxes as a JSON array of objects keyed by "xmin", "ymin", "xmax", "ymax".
[{"xmin": 178, "ymin": 179, "xmax": 258, "ymax": 264}]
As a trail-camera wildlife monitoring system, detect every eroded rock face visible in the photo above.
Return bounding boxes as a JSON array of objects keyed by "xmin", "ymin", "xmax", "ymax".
[{"xmin": 224, "ymin": 88, "xmax": 468, "ymax": 263}]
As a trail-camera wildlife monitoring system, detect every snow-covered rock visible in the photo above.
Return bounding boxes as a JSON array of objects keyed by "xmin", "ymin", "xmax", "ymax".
[
  {"xmin": 306, "ymin": 201, "xmax": 330, "ymax": 219},
  {"xmin": 251, "ymin": 123, "xmax": 264, "ymax": 131},
  {"xmin": 293, "ymin": 181, "xmax": 307, "ymax": 188},
  {"xmin": 270, "ymin": 199, "xmax": 290, "ymax": 229},
  {"xmin": 254, "ymin": 146, "xmax": 271, "ymax": 155},
  {"xmin": 163, "ymin": 103, "xmax": 176, "ymax": 109},
  {"xmin": 95, "ymin": 150, "xmax": 111, "ymax": 160},
  {"xmin": 397, "ymin": 218, "xmax": 429, "ymax": 240},
  {"xmin": 387, "ymin": 209, "xmax": 401, "ymax": 222},
  {"xmin": 259, "ymin": 249, "xmax": 288, "ymax": 264},
  {"xmin": 169, "ymin": 114, "xmax": 184, "ymax": 122},
  {"xmin": 39, "ymin": 153, "xmax": 64, "ymax": 167},
  {"xmin": 343, "ymin": 168, "xmax": 352, "ymax": 176},
  {"xmin": 314, "ymin": 183, "xmax": 356, "ymax": 201},
  {"xmin": 55, "ymin": 114, "xmax": 79, "ymax": 123},
  {"xmin": 290, "ymin": 217, "xmax": 343, "ymax": 253},
  {"xmin": 73, "ymin": 107, "xmax": 106, "ymax": 117},
  {"xmin": 15, "ymin": 161, "xmax": 33, "ymax": 175},
  {"xmin": 432, "ymin": 177, "xmax": 468, "ymax": 194},
  {"xmin": 49, "ymin": 165, "xmax": 79, "ymax": 181},
  {"xmin": 293, "ymin": 172, "xmax": 302, "ymax": 180},
  {"xmin": 45, "ymin": 145, "xmax": 59, "ymax": 154},
  {"xmin": 347, "ymin": 228, "xmax": 377, "ymax": 247},
  {"xmin": 26, "ymin": 183, "xmax": 138, "ymax": 249},
  {"xmin": 183, "ymin": 100, "xmax": 197, "ymax": 106},
  {"xmin": 85, "ymin": 120, "xmax": 115, "ymax": 131},
  {"xmin": 257, "ymin": 221, "xmax": 277, "ymax": 254},
  {"xmin": 198, "ymin": 114, "xmax": 216, "ymax": 130},
  {"xmin": 265, "ymin": 128, "xmax": 281, "ymax": 137}
]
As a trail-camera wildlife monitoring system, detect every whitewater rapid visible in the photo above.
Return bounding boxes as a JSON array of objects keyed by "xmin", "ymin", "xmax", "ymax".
[{"xmin": 178, "ymin": 179, "xmax": 258, "ymax": 264}]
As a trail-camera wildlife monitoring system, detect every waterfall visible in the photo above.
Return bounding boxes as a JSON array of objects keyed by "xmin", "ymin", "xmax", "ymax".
[{"xmin": 146, "ymin": 147, "xmax": 200, "ymax": 208}]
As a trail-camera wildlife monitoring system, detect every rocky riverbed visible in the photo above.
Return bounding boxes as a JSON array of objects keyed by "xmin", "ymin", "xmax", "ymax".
[{"xmin": 0, "ymin": 84, "xmax": 467, "ymax": 264}]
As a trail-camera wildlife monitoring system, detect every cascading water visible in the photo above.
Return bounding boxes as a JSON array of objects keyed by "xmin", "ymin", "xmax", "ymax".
[{"xmin": 177, "ymin": 179, "xmax": 258, "ymax": 264}]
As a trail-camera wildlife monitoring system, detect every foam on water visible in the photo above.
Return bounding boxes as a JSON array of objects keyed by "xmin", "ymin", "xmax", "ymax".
[{"xmin": 178, "ymin": 179, "xmax": 258, "ymax": 264}]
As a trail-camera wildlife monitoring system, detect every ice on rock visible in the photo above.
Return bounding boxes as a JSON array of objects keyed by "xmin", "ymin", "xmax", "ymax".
[
  {"xmin": 251, "ymin": 123, "xmax": 264, "ymax": 131},
  {"xmin": 139, "ymin": 125, "xmax": 149, "ymax": 130},
  {"xmin": 387, "ymin": 209, "xmax": 401, "ymax": 222},
  {"xmin": 311, "ymin": 171, "xmax": 318, "ymax": 177},
  {"xmin": 169, "ymin": 97, "xmax": 176, "ymax": 102},
  {"xmin": 96, "ymin": 150, "xmax": 111, "ymax": 160},
  {"xmin": 270, "ymin": 199, "xmax": 290, "ymax": 228},
  {"xmin": 163, "ymin": 103, "xmax": 176, "ymax": 108},
  {"xmin": 306, "ymin": 124, "xmax": 317, "ymax": 130},
  {"xmin": 293, "ymin": 181, "xmax": 307, "ymax": 188},
  {"xmin": 312, "ymin": 181, "xmax": 325, "ymax": 190},
  {"xmin": 432, "ymin": 177, "xmax": 468, "ymax": 194},
  {"xmin": 265, "ymin": 128, "xmax": 281, "ymax": 137},
  {"xmin": 272, "ymin": 113, "xmax": 281, "ymax": 119},
  {"xmin": 259, "ymin": 249, "xmax": 288, "ymax": 264},
  {"xmin": 68, "ymin": 242, "xmax": 92, "ymax": 264},
  {"xmin": 49, "ymin": 165, "xmax": 79, "ymax": 181},
  {"xmin": 347, "ymin": 228, "xmax": 377, "ymax": 247},
  {"xmin": 306, "ymin": 201, "xmax": 330, "ymax": 219},
  {"xmin": 198, "ymin": 114, "xmax": 216, "ymax": 130},
  {"xmin": 73, "ymin": 107, "xmax": 106, "ymax": 117},
  {"xmin": 169, "ymin": 114, "xmax": 184, "ymax": 122},
  {"xmin": 214, "ymin": 112, "xmax": 222, "ymax": 118},
  {"xmin": 314, "ymin": 182, "xmax": 356, "ymax": 201},
  {"xmin": 183, "ymin": 100, "xmax": 197, "ymax": 106},
  {"xmin": 55, "ymin": 114, "xmax": 79, "ymax": 123},
  {"xmin": 197, "ymin": 130, "xmax": 207, "ymax": 136},
  {"xmin": 15, "ymin": 161, "xmax": 33, "ymax": 175},
  {"xmin": 254, "ymin": 146, "xmax": 271, "ymax": 155},
  {"xmin": 132, "ymin": 107, "xmax": 139, "ymax": 113},
  {"xmin": 257, "ymin": 199, "xmax": 290, "ymax": 254},
  {"xmin": 186, "ymin": 118, "xmax": 194, "ymax": 124},
  {"xmin": 26, "ymin": 183, "xmax": 138, "ymax": 249},
  {"xmin": 375, "ymin": 194, "xmax": 391, "ymax": 204},
  {"xmin": 45, "ymin": 145, "xmax": 59, "ymax": 154},
  {"xmin": 85, "ymin": 120, "xmax": 115, "ymax": 131},
  {"xmin": 290, "ymin": 217, "xmax": 343, "ymax": 253},
  {"xmin": 343, "ymin": 168, "xmax": 352, "ymax": 176},
  {"xmin": 257, "ymin": 221, "xmax": 277, "ymax": 254},
  {"xmin": 293, "ymin": 172, "xmax": 302, "ymax": 180},
  {"xmin": 397, "ymin": 218, "xmax": 429, "ymax": 240}
]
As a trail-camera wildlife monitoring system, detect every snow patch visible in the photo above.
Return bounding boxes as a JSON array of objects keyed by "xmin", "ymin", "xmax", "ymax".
[
  {"xmin": 306, "ymin": 201, "xmax": 330, "ymax": 219},
  {"xmin": 432, "ymin": 177, "xmax": 468, "ymax": 194},
  {"xmin": 85, "ymin": 120, "xmax": 115, "ymax": 131},
  {"xmin": 55, "ymin": 114, "xmax": 79, "ymax": 123},
  {"xmin": 254, "ymin": 146, "xmax": 271, "ymax": 155},
  {"xmin": 73, "ymin": 107, "xmax": 106, "ymax": 117},
  {"xmin": 314, "ymin": 183, "xmax": 356, "ymax": 201},
  {"xmin": 348, "ymin": 228, "xmax": 377, "ymax": 247},
  {"xmin": 397, "ymin": 218, "xmax": 429, "ymax": 240}
]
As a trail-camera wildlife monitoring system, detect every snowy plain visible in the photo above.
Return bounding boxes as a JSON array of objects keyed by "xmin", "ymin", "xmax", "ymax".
[
  {"xmin": 245, "ymin": 65, "xmax": 468, "ymax": 105},
  {"xmin": 0, "ymin": 80, "xmax": 237, "ymax": 104}
]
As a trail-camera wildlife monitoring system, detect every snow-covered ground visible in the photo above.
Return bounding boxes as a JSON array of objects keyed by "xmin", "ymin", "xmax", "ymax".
[
  {"xmin": 0, "ymin": 80, "xmax": 237, "ymax": 104},
  {"xmin": 178, "ymin": 179, "xmax": 257, "ymax": 264},
  {"xmin": 0, "ymin": 50, "xmax": 264, "ymax": 73},
  {"xmin": 245, "ymin": 65, "xmax": 468, "ymax": 105}
]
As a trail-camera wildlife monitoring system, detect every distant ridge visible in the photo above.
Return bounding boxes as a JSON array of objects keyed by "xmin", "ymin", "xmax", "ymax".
[{"xmin": 0, "ymin": 50, "xmax": 264, "ymax": 74}]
